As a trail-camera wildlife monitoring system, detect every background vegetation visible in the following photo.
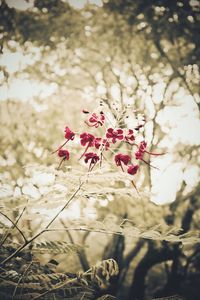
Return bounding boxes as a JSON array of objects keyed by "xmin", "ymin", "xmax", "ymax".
[{"xmin": 0, "ymin": 0, "xmax": 200, "ymax": 299}]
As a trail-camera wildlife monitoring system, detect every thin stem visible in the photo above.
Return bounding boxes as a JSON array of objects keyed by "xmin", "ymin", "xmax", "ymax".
[
  {"xmin": 0, "ymin": 211, "xmax": 27, "ymax": 244},
  {"xmin": 141, "ymin": 158, "xmax": 159, "ymax": 170},
  {"xmin": 44, "ymin": 181, "xmax": 84, "ymax": 230},
  {"xmin": 120, "ymin": 162, "xmax": 124, "ymax": 172},
  {"xmin": 79, "ymin": 143, "xmax": 90, "ymax": 160},
  {"xmin": 0, "ymin": 230, "xmax": 46, "ymax": 265},
  {"xmin": 57, "ymin": 157, "xmax": 65, "ymax": 170},
  {"xmin": 144, "ymin": 150, "xmax": 166, "ymax": 156},
  {"xmin": 52, "ymin": 139, "xmax": 68, "ymax": 154},
  {"xmin": 131, "ymin": 180, "xmax": 139, "ymax": 194},
  {"xmin": 44, "ymin": 227, "xmax": 123, "ymax": 236}
]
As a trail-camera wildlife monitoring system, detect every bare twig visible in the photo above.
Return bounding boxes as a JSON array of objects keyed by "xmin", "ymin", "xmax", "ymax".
[
  {"xmin": 0, "ymin": 181, "xmax": 84, "ymax": 265},
  {"xmin": 0, "ymin": 209, "xmax": 27, "ymax": 245}
]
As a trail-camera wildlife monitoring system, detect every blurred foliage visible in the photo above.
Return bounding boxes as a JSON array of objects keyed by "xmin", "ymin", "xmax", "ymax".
[
  {"xmin": 105, "ymin": 0, "xmax": 200, "ymax": 63},
  {"xmin": 0, "ymin": 0, "xmax": 82, "ymax": 47},
  {"xmin": 0, "ymin": 0, "xmax": 200, "ymax": 299}
]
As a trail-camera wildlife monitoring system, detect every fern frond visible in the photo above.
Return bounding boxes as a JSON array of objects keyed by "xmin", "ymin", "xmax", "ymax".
[
  {"xmin": 96, "ymin": 295, "xmax": 116, "ymax": 300},
  {"xmin": 32, "ymin": 241, "xmax": 85, "ymax": 254},
  {"xmin": 60, "ymin": 220, "xmax": 200, "ymax": 245},
  {"xmin": 152, "ymin": 295, "xmax": 184, "ymax": 300},
  {"xmin": 0, "ymin": 272, "xmax": 70, "ymax": 291},
  {"xmin": 84, "ymin": 259, "xmax": 119, "ymax": 288}
]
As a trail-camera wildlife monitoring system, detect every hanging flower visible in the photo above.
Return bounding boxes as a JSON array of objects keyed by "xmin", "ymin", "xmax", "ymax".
[
  {"xmin": 84, "ymin": 152, "xmax": 100, "ymax": 171},
  {"xmin": 58, "ymin": 149, "xmax": 70, "ymax": 160},
  {"xmin": 127, "ymin": 164, "xmax": 139, "ymax": 175},
  {"xmin": 84, "ymin": 152, "xmax": 100, "ymax": 164},
  {"xmin": 57, "ymin": 149, "xmax": 70, "ymax": 169},
  {"xmin": 115, "ymin": 153, "xmax": 131, "ymax": 172},
  {"xmin": 80, "ymin": 132, "xmax": 95, "ymax": 147},
  {"xmin": 64, "ymin": 127, "xmax": 75, "ymax": 140},
  {"xmin": 79, "ymin": 133, "xmax": 96, "ymax": 160}
]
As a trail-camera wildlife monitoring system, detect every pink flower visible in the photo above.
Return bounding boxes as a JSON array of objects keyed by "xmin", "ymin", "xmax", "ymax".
[
  {"xmin": 86, "ymin": 112, "xmax": 105, "ymax": 128},
  {"xmin": 124, "ymin": 129, "xmax": 135, "ymax": 144},
  {"xmin": 52, "ymin": 127, "xmax": 75, "ymax": 154},
  {"xmin": 106, "ymin": 128, "xmax": 124, "ymax": 143},
  {"xmin": 79, "ymin": 133, "xmax": 96, "ymax": 160},
  {"xmin": 80, "ymin": 133, "xmax": 95, "ymax": 147},
  {"xmin": 127, "ymin": 164, "xmax": 139, "ymax": 175},
  {"xmin": 64, "ymin": 127, "xmax": 75, "ymax": 140},
  {"xmin": 135, "ymin": 147, "xmax": 159, "ymax": 170},
  {"xmin": 58, "ymin": 149, "xmax": 70, "ymax": 160},
  {"xmin": 115, "ymin": 153, "xmax": 131, "ymax": 167},
  {"xmin": 135, "ymin": 141, "xmax": 147, "ymax": 160},
  {"xmin": 57, "ymin": 149, "xmax": 70, "ymax": 169},
  {"xmin": 84, "ymin": 152, "xmax": 100, "ymax": 164},
  {"xmin": 84, "ymin": 152, "xmax": 100, "ymax": 171}
]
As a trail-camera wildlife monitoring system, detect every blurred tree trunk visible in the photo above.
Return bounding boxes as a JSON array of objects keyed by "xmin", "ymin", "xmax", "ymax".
[
  {"xmin": 127, "ymin": 186, "xmax": 200, "ymax": 300},
  {"xmin": 127, "ymin": 241, "xmax": 173, "ymax": 300},
  {"xmin": 102, "ymin": 232, "xmax": 125, "ymax": 295}
]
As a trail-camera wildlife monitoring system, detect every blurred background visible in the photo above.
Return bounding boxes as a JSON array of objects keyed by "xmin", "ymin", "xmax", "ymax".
[{"xmin": 0, "ymin": 1, "xmax": 200, "ymax": 299}]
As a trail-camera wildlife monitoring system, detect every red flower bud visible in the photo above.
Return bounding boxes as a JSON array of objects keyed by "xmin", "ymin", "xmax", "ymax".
[{"xmin": 127, "ymin": 164, "xmax": 139, "ymax": 175}]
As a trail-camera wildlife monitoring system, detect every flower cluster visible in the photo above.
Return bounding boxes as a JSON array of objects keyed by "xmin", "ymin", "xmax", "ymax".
[{"xmin": 53, "ymin": 109, "xmax": 164, "ymax": 190}]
